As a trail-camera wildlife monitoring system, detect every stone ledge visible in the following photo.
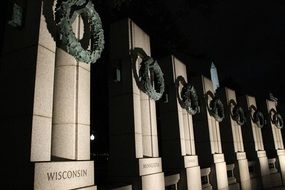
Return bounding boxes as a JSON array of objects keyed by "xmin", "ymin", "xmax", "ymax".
[
  {"xmin": 184, "ymin": 155, "xmax": 199, "ymax": 168},
  {"xmin": 213, "ymin": 153, "xmax": 225, "ymax": 163},
  {"xmin": 277, "ymin": 149, "xmax": 285, "ymax": 156},
  {"xmin": 257, "ymin": 150, "xmax": 266, "ymax": 158},
  {"xmin": 236, "ymin": 152, "xmax": 247, "ymax": 160}
]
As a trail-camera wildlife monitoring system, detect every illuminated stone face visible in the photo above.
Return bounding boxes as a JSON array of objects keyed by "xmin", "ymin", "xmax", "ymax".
[{"xmin": 34, "ymin": 161, "xmax": 94, "ymax": 190}]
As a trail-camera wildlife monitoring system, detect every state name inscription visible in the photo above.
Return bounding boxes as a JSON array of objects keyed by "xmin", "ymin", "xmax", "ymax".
[
  {"xmin": 47, "ymin": 169, "xmax": 88, "ymax": 181},
  {"xmin": 184, "ymin": 156, "xmax": 198, "ymax": 168},
  {"xmin": 142, "ymin": 162, "xmax": 160, "ymax": 169},
  {"xmin": 34, "ymin": 161, "xmax": 94, "ymax": 190},
  {"xmin": 139, "ymin": 158, "xmax": 162, "ymax": 176}
]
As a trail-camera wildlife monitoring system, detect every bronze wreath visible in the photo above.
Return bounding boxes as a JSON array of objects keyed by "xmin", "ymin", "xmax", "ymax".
[
  {"xmin": 205, "ymin": 91, "xmax": 224, "ymax": 122},
  {"xmin": 130, "ymin": 47, "xmax": 165, "ymax": 101},
  {"xmin": 55, "ymin": 0, "xmax": 104, "ymax": 64},
  {"xmin": 249, "ymin": 105, "xmax": 265, "ymax": 128},
  {"xmin": 269, "ymin": 109, "xmax": 284, "ymax": 129},
  {"xmin": 229, "ymin": 99, "xmax": 246, "ymax": 126},
  {"xmin": 175, "ymin": 76, "xmax": 200, "ymax": 115}
]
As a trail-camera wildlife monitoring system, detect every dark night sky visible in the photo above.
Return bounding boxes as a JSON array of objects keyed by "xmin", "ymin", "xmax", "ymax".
[
  {"xmin": 89, "ymin": 0, "xmax": 285, "ymax": 154},
  {"xmin": 93, "ymin": 0, "xmax": 285, "ymax": 113},
  {"xmin": 1, "ymin": 1, "xmax": 284, "ymax": 115}
]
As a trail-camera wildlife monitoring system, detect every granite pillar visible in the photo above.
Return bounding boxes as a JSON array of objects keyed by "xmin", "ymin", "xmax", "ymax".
[
  {"xmin": 32, "ymin": 1, "xmax": 95, "ymax": 189},
  {"xmin": 2, "ymin": 0, "xmax": 96, "ymax": 189},
  {"xmin": 258, "ymin": 99, "xmax": 285, "ymax": 185},
  {"xmin": 157, "ymin": 55, "xmax": 202, "ymax": 190},
  {"xmin": 239, "ymin": 95, "xmax": 271, "ymax": 189},
  {"xmin": 191, "ymin": 75, "xmax": 229, "ymax": 190},
  {"xmin": 219, "ymin": 88, "xmax": 251, "ymax": 189},
  {"xmin": 108, "ymin": 18, "xmax": 164, "ymax": 190}
]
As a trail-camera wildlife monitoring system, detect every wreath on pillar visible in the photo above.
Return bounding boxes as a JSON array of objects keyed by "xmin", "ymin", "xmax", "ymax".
[
  {"xmin": 130, "ymin": 47, "xmax": 165, "ymax": 101},
  {"xmin": 229, "ymin": 99, "xmax": 246, "ymax": 126},
  {"xmin": 175, "ymin": 76, "xmax": 200, "ymax": 115},
  {"xmin": 55, "ymin": 0, "xmax": 104, "ymax": 64},
  {"xmin": 249, "ymin": 105, "xmax": 265, "ymax": 128},
  {"xmin": 205, "ymin": 90, "xmax": 224, "ymax": 122},
  {"xmin": 269, "ymin": 108, "xmax": 284, "ymax": 129}
]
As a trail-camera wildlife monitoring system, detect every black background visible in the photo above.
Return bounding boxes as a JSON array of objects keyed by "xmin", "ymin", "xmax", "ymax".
[
  {"xmin": 94, "ymin": 0, "xmax": 285, "ymax": 109},
  {"xmin": 91, "ymin": 0, "xmax": 285, "ymax": 155}
]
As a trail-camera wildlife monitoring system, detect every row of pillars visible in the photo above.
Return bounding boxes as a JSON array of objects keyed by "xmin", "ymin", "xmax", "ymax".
[
  {"xmin": 16, "ymin": 1, "xmax": 284, "ymax": 188},
  {"xmin": 4, "ymin": 1, "xmax": 283, "ymax": 189},
  {"xmin": 108, "ymin": 18, "xmax": 285, "ymax": 190}
]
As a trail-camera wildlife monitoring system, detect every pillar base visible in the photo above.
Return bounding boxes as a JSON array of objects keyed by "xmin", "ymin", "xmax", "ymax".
[
  {"xmin": 211, "ymin": 154, "xmax": 229, "ymax": 190},
  {"xmin": 34, "ymin": 161, "xmax": 95, "ymax": 190},
  {"xmin": 139, "ymin": 158, "xmax": 165, "ymax": 190},
  {"xmin": 235, "ymin": 152, "xmax": 251, "ymax": 189},
  {"xmin": 277, "ymin": 149, "xmax": 285, "ymax": 185},
  {"xmin": 184, "ymin": 155, "xmax": 202, "ymax": 190},
  {"xmin": 257, "ymin": 150, "xmax": 271, "ymax": 189},
  {"xmin": 141, "ymin": 172, "xmax": 164, "ymax": 190}
]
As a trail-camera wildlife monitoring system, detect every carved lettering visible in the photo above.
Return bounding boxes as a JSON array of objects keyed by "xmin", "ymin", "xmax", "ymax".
[
  {"xmin": 188, "ymin": 158, "xmax": 196, "ymax": 163},
  {"xmin": 47, "ymin": 169, "xmax": 88, "ymax": 181},
  {"xmin": 213, "ymin": 154, "xmax": 224, "ymax": 163},
  {"xmin": 142, "ymin": 163, "xmax": 159, "ymax": 169}
]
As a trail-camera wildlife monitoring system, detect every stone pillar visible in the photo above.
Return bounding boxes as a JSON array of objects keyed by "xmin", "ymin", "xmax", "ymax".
[
  {"xmin": 31, "ymin": 1, "xmax": 96, "ymax": 189},
  {"xmin": 219, "ymin": 88, "xmax": 251, "ymax": 189},
  {"xmin": 238, "ymin": 95, "xmax": 271, "ymax": 189},
  {"xmin": 108, "ymin": 18, "xmax": 164, "ymax": 190},
  {"xmin": 260, "ymin": 99, "xmax": 285, "ymax": 185},
  {"xmin": 157, "ymin": 55, "xmax": 202, "ymax": 190},
  {"xmin": 191, "ymin": 75, "xmax": 229, "ymax": 190}
]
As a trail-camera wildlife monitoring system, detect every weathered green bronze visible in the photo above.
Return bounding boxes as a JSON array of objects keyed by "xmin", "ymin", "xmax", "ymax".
[
  {"xmin": 229, "ymin": 99, "xmax": 246, "ymax": 126},
  {"xmin": 249, "ymin": 105, "xmax": 265, "ymax": 128},
  {"xmin": 269, "ymin": 108, "xmax": 284, "ymax": 129},
  {"xmin": 55, "ymin": 0, "xmax": 104, "ymax": 64},
  {"xmin": 131, "ymin": 47, "xmax": 165, "ymax": 101},
  {"xmin": 205, "ymin": 90, "xmax": 225, "ymax": 122},
  {"xmin": 8, "ymin": 3, "xmax": 23, "ymax": 27},
  {"xmin": 175, "ymin": 76, "xmax": 200, "ymax": 115}
]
